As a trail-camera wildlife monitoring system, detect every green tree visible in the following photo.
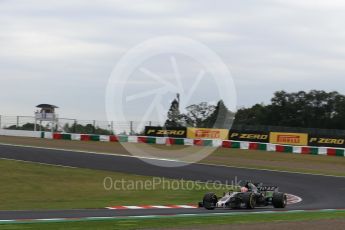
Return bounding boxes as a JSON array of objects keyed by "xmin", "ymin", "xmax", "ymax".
[
  {"xmin": 233, "ymin": 104, "xmax": 269, "ymax": 126},
  {"xmin": 203, "ymin": 100, "xmax": 235, "ymax": 128},
  {"xmin": 6, "ymin": 123, "xmax": 45, "ymax": 131},
  {"xmin": 234, "ymin": 90, "xmax": 345, "ymax": 129},
  {"xmin": 164, "ymin": 99, "xmax": 183, "ymax": 127},
  {"xmin": 65, "ymin": 122, "xmax": 111, "ymax": 135},
  {"xmin": 183, "ymin": 102, "xmax": 216, "ymax": 127}
]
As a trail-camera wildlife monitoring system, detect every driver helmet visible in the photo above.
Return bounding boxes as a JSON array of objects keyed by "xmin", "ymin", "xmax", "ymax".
[{"xmin": 240, "ymin": 187, "xmax": 248, "ymax": 192}]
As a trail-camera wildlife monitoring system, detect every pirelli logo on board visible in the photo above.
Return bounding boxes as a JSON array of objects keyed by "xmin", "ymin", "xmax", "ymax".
[
  {"xmin": 277, "ymin": 135, "xmax": 301, "ymax": 143},
  {"xmin": 269, "ymin": 132, "xmax": 309, "ymax": 146},
  {"xmin": 187, "ymin": 128, "xmax": 229, "ymax": 140}
]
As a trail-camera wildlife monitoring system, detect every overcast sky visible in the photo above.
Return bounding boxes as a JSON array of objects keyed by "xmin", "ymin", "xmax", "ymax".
[{"xmin": 1, "ymin": 0, "xmax": 345, "ymax": 121}]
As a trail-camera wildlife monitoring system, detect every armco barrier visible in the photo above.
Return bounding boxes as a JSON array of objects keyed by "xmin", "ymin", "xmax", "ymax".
[
  {"xmin": 0, "ymin": 130, "xmax": 344, "ymax": 157},
  {"xmin": 0, "ymin": 129, "xmax": 42, "ymax": 138},
  {"xmin": 45, "ymin": 132, "xmax": 344, "ymax": 157}
]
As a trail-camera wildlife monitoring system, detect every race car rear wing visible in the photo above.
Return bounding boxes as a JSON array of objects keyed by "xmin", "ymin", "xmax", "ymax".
[
  {"xmin": 257, "ymin": 185, "xmax": 279, "ymax": 192},
  {"xmin": 239, "ymin": 181, "xmax": 279, "ymax": 192}
]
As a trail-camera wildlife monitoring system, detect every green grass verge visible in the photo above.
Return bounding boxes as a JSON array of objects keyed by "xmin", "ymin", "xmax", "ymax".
[
  {"xmin": 201, "ymin": 147, "xmax": 345, "ymax": 177},
  {"xmin": 0, "ymin": 159, "xmax": 233, "ymax": 210},
  {"xmin": 1, "ymin": 210, "xmax": 344, "ymax": 229}
]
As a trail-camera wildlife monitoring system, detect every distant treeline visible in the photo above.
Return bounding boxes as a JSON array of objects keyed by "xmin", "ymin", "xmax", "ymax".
[
  {"xmin": 7, "ymin": 90, "xmax": 345, "ymax": 133},
  {"xmin": 234, "ymin": 90, "xmax": 345, "ymax": 130},
  {"xmin": 164, "ymin": 90, "xmax": 345, "ymax": 130},
  {"xmin": 6, "ymin": 123, "xmax": 46, "ymax": 131},
  {"xmin": 6, "ymin": 123, "xmax": 112, "ymax": 135},
  {"xmin": 63, "ymin": 123, "xmax": 112, "ymax": 135}
]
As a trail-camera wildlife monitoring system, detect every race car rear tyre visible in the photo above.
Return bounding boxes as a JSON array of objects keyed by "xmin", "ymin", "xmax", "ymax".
[
  {"xmin": 272, "ymin": 192, "xmax": 287, "ymax": 208},
  {"xmin": 242, "ymin": 192, "xmax": 256, "ymax": 209},
  {"xmin": 203, "ymin": 192, "xmax": 218, "ymax": 210}
]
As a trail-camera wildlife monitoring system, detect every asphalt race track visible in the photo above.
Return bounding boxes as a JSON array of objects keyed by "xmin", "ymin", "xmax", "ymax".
[{"xmin": 0, "ymin": 143, "xmax": 344, "ymax": 220}]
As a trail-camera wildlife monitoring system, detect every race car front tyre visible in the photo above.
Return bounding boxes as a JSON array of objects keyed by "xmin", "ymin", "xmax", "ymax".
[
  {"xmin": 272, "ymin": 192, "xmax": 287, "ymax": 208},
  {"xmin": 242, "ymin": 192, "xmax": 256, "ymax": 209},
  {"xmin": 203, "ymin": 192, "xmax": 218, "ymax": 210}
]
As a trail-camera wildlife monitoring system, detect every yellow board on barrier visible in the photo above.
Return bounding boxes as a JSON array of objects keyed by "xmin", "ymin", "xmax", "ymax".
[
  {"xmin": 270, "ymin": 132, "xmax": 308, "ymax": 146},
  {"xmin": 187, "ymin": 128, "xmax": 229, "ymax": 140}
]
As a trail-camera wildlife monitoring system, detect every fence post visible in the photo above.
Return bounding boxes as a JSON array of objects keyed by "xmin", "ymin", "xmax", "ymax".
[
  {"xmin": 0, "ymin": 115, "xmax": 2, "ymax": 129},
  {"xmin": 56, "ymin": 118, "xmax": 59, "ymax": 132},
  {"xmin": 93, "ymin": 120, "xmax": 96, "ymax": 134},
  {"xmin": 130, "ymin": 121, "xmax": 134, "ymax": 135},
  {"xmin": 111, "ymin": 121, "xmax": 114, "ymax": 135},
  {"xmin": 16, "ymin": 116, "xmax": 19, "ymax": 128},
  {"xmin": 73, "ymin": 119, "xmax": 77, "ymax": 133}
]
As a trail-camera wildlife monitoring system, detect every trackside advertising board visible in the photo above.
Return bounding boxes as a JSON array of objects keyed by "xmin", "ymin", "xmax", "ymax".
[
  {"xmin": 269, "ymin": 132, "xmax": 309, "ymax": 146},
  {"xmin": 144, "ymin": 126, "xmax": 187, "ymax": 138},
  {"xmin": 229, "ymin": 130, "xmax": 269, "ymax": 143},
  {"xmin": 187, "ymin": 128, "xmax": 229, "ymax": 140},
  {"xmin": 309, "ymin": 135, "xmax": 345, "ymax": 148}
]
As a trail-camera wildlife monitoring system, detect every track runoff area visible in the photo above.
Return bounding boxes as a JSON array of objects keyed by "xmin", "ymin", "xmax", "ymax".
[{"xmin": 0, "ymin": 143, "xmax": 344, "ymax": 224}]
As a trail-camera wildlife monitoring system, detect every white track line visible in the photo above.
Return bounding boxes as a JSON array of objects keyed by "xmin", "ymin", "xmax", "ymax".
[
  {"xmin": 106, "ymin": 205, "xmax": 198, "ymax": 210},
  {"xmin": 150, "ymin": 205, "xmax": 172, "ymax": 209},
  {"xmin": 105, "ymin": 195, "xmax": 302, "ymax": 210}
]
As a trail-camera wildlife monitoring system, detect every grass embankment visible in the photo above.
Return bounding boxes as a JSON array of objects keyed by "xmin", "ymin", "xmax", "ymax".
[
  {"xmin": 200, "ymin": 147, "xmax": 345, "ymax": 176},
  {"xmin": 0, "ymin": 136, "xmax": 344, "ymax": 176},
  {"xmin": 1, "ymin": 210, "xmax": 344, "ymax": 229},
  {"xmin": 0, "ymin": 159, "xmax": 232, "ymax": 210}
]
